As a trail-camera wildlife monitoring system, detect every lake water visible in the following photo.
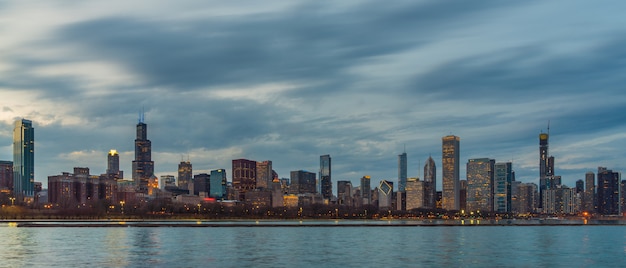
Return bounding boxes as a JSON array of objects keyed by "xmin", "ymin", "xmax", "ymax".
[{"xmin": 1, "ymin": 221, "xmax": 625, "ymax": 267}]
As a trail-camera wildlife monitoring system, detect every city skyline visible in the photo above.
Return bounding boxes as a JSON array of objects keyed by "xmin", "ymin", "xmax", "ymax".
[{"xmin": 1, "ymin": 1, "xmax": 626, "ymax": 189}]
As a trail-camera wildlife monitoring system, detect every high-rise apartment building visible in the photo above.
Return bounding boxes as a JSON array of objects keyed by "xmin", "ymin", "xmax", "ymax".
[
  {"xmin": 132, "ymin": 115, "xmax": 154, "ymax": 194},
  {"xmin": 232, "ymin": 159, "xmax": 257, "ymax": 200},
  {"xmin": 13, "ymin": 119, "xmax": 34, "ymax": 199},
  {"xmin": 442, "ymin": 135, "xmax": 460, "ymax": 210},
  {"xmin": 423, "ymin": 156, "xmax": 436, "ymax": 209},
  {"xmin": 178, "ymin": 161, "xmax": 192, "ymax": 190},
  {"xmin": 320, "ymin": 155, "xmax": 332, "ymax": 201},
  {"xmin": 466, "ymin": 158, "xmax": 495, "ymax": 212},
  {"xmin": 494, "ymin": 162, "xmax": 513, "ymax": 213},
  {"xmin": 398, "ymin": 152, "xmax": 407, "ymax": 192}
]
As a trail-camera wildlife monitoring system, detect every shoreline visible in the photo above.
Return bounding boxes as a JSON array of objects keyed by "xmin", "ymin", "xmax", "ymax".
[{"xmin": 2, "ymin": 218, "xmax": 625, "ymax": 227}]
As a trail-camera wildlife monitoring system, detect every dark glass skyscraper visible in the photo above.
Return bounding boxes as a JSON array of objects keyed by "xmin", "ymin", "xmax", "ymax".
[
  {"xmin": 597, "ymin": 167, "xmax": 620, "ymax": 215},
  {"xmin": 320, "ymin": 155, "xmax": 332, "ymax": 201},
  {"xmin": 210, "ymin": 169, "xmax": 227, "ymax": 199},
  {"xmin": 398, "ymin": 152, "xmax": 407, "ymax": 192},
  {"xmin": 494, "ymin": 162, "xmax": 513, "ymax": 213},
  {"xmin": 424, "ymin": 156, "xmax": 436, "ymax": 209},
  {"xmin": 132, "ymin": 115, "xmax": 154, "ymax": 194},
  {"xmin": 13, "ymin": 119, "xmax": 34, "ymax": 199},
  {"xmin": 442, "ymin": 135, "xmax": 460, "ymax": 211}
]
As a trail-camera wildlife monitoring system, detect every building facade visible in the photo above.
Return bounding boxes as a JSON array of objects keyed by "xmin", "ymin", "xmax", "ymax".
[
  {"xmin": 405, "ymin": 178, "xmax": 424, "ymax": 210},
  {"xmin": 290, "ymin": 170, "xmax": 316, "ymax": 195},
  {"xmin": 442, "ymin": 135, "xmax": 460, "ymax": 211},
  {"xmin": 210, "ymin": 169, "xmax": 227, "ymax": 199},
  {"xmin": 232, "ymin": 159, "xmax": 257, "ymax": 200},
  {"xmin": 494, "ymin": 162, "xmax": 513, "ymax": 213},
  {"xmin": 466, "ymin": 158, "xmax": 495, "ymax": 212},
  {"xmin": 361, "ymin": 176, "xmax": 371, "ymax": 206},
  {"xmin": 256, "ymin": 160, "xmax": 273, "ymax": 190}
]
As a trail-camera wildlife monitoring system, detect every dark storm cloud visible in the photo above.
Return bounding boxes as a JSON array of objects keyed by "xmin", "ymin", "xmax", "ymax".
[{"xmin": 53, "ymin": 0, "xmax": 515, "ymax": 91}]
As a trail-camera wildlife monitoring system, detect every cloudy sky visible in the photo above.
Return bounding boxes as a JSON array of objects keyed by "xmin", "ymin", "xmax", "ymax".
[{"xmin": 1, "ymin": 0, "xmax": 625, "ymax": 193}]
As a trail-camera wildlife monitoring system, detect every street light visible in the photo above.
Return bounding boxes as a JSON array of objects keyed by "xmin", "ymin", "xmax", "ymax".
[{"xmin": 9, "ymin": 197, "xmax": 15, "ymax": 206}]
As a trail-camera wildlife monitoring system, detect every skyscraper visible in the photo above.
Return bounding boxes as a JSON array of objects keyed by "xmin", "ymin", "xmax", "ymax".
[
  {"xmin": 539, "ymin": 132, "xmax": 550, "ymax": 208},
  {"xmin": 597, "ymin": 167, "xmax": 620, "ymax": 215},
  {"xmin": 106, "ymin": 149, "xmax": 123, "ymax": 180},
  {"xmin": 232, "ymin": 159, "xmax": 257, "ymax": 200},
  {"xmin": 466, "ymin": 158, "xmax": 495, "ymax": 212},
  {"xmin": 584, "ymin": 171, "xmax": 595, "ymax": 212},
  {"xmin": 424, "ymin": 156, "xmax": 436, "ymax": 209},
  {"xmin": 178, "ymin": 161, "xmax": 192, "ymax": 191},
  {"xmin": 132, "ymin": 115, "xmax": 154, "ymax": 194},
  {"xmin": 361, "ymin": 175, "xmax": 371, "ymax": 205},
  {"xmin": 398, "ymin": 152, "xmax": 407, "ymax": 193},
  {"xmin": 442, "ymin": 135, "xmax": 460, "ymax": 211},
  {"xmin": 337, "ymin": 180, "xmax": 353, "ymax": 206},
  {"xmin": 320, "ymin": 155, "xmax": 332, "ymax": 201},
  {"xmin": 378, "ymin": 180, "xmax": 394, "ymax": 209},
  {"xmin": 210, "ymin": 169, "xmax": 227, "ymax": 199},
  {"xmin": 290, "ymin": 170, "xmax": 316, "ymax": 194},
  {"xmin": 494, "ymin": 162, "xmax": 513, "ymax": 213},
  {"xmin": 13, "ymin": 119, "xmax": 34, "ymax": 199},
  {"xmin": 256, "ymin": 160, "xmax": 273, "ymax": 190},
  {"xmin": 405, "ymin": 177, "xmax": 424, "ymax": 210}
]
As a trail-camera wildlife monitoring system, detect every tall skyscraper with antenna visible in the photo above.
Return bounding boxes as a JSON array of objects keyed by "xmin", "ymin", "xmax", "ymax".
[{"xmin": 132, "ymin": 112, "xmax": 154, "ymax": 194}]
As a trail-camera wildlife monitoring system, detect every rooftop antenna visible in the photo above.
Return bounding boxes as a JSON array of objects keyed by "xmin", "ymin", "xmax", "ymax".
[
  {"xmin": 138, "ymin": 107, "xmax": 145, "ymax": 123},
  {"xmin": 547, "ymin": 120, "xmax": 550, "ymax": 136},
  {"xmin": 403, "ymin": 144, "xmax": 406, "ymax": 154}
]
